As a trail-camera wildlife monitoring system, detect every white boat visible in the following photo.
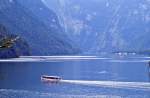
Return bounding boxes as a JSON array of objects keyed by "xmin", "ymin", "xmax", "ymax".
[{"xmin": 41, "ymin": 75, "xmax": 61, "ymax": 83}]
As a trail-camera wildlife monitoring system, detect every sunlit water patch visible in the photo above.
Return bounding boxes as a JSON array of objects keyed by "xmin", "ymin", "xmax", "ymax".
[
  {"xmin": 0, "ymin": 56, "xmax": 111, "ymax": 62},
  {"xmin": 0, "ymin": 55, "xmax": 149, "ymax": 62}
]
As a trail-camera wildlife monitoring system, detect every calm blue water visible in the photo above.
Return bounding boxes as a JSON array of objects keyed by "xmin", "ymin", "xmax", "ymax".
[{"xmin": 0, "ymin": 55, "xmax": 150, "ymax": 98}]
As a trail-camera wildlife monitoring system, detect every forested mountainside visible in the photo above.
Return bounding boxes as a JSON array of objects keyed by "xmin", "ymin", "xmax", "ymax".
[
  {"xmin": 0, "ymin": 24, "xmax": 30, "ymax": 58},
  {"xmin": 0, "ymin": 0, "xmax": 80, "ymax": 56}
]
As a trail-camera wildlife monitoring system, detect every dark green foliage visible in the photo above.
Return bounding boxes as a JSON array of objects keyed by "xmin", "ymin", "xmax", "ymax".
[{"xmin": 0, "ymin": 24, "xmax": 30, "ymax": 58}]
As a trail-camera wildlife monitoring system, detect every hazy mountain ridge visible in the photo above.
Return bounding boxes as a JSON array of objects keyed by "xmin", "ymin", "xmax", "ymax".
[{"xmin": 43, "ymin": 0, "xmax": 150, "ymax": 54}]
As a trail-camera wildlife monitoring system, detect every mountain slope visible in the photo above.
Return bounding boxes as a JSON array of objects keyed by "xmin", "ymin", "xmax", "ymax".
[
  {"xmin": 44, "ymin": 0, "xmax": 150, "ymax": 54},
  {"xmin": 0, "ymin": 0, "xmax": 79, "ymax": 55}
]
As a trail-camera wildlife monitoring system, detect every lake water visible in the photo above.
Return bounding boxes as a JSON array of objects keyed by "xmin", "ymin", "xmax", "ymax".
[{"xmin": 0, "ymin": 55, "xmax": 150, "ymax": 98}]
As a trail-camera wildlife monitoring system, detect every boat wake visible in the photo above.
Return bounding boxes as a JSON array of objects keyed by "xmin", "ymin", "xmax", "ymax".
[{"xmin": 61, "ymin": 80, "xmax": 150, "ymax": 90}]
